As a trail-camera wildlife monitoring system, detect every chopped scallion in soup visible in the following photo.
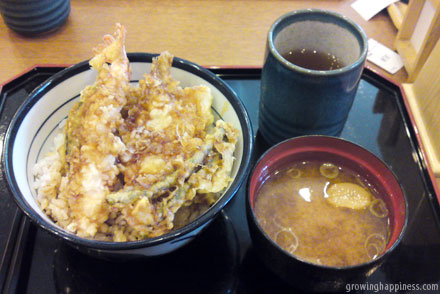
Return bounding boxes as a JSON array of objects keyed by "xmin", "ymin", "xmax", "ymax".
[{"xmin": 254, "ymin": 161, "xmax": 390, "ymax": 267}]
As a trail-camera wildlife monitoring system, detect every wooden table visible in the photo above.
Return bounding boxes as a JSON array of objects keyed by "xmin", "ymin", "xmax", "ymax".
[{"xmin": 0, "ymin": 0, "xmax": 406, "ymax": 85}]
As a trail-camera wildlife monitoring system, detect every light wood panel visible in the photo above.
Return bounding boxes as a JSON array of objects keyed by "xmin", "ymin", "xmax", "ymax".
[
  {"xmin": 0, "ymin": 0, "xmax": 406, "ymax": 85},
  {"xmin": 394, "ymin": 0, "xmax": 440, "ymax": 81},
  {"xmin": 403, "ymin": 37, "xmax": 440, "ymax": 176}
]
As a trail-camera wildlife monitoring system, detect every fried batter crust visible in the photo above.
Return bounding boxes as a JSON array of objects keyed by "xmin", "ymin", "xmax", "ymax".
[{"xmin": 34, "ymin": 24, "xmax": 238, "ymax": 241}]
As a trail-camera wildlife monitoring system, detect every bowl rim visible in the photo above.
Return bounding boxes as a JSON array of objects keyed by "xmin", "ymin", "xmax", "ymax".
[
  {"xmin": 268, "ymin": 8, "xmax": 368, "ymax": 76},
  {"xmin": 3, "ymin": 52, "xmax": 254, "ymax": 250},
  {"xmin": 246, "ymin": 135, "xmax": 408, "ymax": 270}
]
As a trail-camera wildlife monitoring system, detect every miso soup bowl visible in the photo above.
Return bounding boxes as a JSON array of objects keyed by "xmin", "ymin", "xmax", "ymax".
[
  {"xmin": 246, "ymin": 136, "xmax": 407, "ymax": 291},
  {"xmin": 3, "ymin": 53, "xmax": 253, "ymax": 259}
]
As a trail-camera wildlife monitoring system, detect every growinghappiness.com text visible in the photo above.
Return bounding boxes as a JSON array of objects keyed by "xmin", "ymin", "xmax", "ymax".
[{"xmin": 345, "ymin": 281, "xmax": 439, "ymax": 293}]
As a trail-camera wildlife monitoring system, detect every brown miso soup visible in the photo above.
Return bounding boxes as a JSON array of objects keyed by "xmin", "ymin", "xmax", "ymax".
[
  {"xmin": 281, "ymin": 49, "xmax": 344, "ymax": 70},
  {"xmin": 254, "ymin": 161, "xmax": 390, "ymax": 267}
]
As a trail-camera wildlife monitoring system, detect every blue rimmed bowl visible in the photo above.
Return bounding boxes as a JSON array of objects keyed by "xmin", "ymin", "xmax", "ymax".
[{"xmin": 3, "ymin": 53, "xmax": 253, "ymax": 259}]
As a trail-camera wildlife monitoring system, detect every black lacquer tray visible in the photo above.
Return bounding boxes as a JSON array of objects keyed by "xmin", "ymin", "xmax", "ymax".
[{"xmin": 1, "ymin": 66, "xmax": 440, "ymax": 294}]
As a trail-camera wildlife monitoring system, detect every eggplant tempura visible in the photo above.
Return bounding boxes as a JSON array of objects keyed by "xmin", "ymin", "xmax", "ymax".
[{"xmin": 33, "ymin": 24, "xmax": 238, "ymax": 241}]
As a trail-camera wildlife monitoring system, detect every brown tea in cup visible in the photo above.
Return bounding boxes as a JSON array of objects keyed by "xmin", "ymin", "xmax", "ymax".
[{"xmin": 281, "ymin": 49, "xmax": 345, "ymax": 71}]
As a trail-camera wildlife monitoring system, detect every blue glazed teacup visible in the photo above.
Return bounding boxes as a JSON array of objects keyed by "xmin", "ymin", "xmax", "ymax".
[
  {"xmin": 259, "ymin": 9, "xmax": 368, "ymax": 146},
  {"xmin": 0, "ymin": 0, "xmax": 70, "ymax": 36}
]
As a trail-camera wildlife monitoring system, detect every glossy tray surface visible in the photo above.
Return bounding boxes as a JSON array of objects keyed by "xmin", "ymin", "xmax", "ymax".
[{"xmin": 1, "ymin": 67, "xmax": 440, "ymax": 293}]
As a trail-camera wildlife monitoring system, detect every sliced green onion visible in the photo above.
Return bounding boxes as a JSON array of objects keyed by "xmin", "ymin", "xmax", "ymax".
[
  {"xmin": 369, "ymin": 198, "xmax": 389, "ymax": 218},
  {"xmin": 287, "ymin": 168, "xmax": 301, "ymax": 179},
  {"xmin": 275, "ymin": 228, "xmax": 299, "ymax": 254},
  {"xmin": 364, "ymin": 233, "xmax": 386, "ymax": 259},
  {"xmin": 319, "ymin": 163, "xmax": 339, "ymax": 179}
]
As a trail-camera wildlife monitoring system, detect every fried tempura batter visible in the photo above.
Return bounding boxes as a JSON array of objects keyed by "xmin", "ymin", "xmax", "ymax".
[{"xmin": 33, "ymin": 24, "xmax": 238, "ymax": 241}]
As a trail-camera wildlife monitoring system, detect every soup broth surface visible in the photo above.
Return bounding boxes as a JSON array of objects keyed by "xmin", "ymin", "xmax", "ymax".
[{"xmin": 254, "ymin": 161, "xmax": 389, "ymax": 267}]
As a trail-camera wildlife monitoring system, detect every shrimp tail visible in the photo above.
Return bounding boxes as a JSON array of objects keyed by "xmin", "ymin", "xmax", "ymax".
[{"xmin": 90, "ymin": 23, "xmax": 130, "ymax": 81}]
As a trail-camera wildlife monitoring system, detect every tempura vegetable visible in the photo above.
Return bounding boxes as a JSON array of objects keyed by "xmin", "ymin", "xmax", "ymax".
[{"xmin": 33, "ymin": 24, "xmax": 238, "ymax": 241}]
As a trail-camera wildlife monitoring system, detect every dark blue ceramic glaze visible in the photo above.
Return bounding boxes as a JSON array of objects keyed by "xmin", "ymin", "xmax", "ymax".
[
  {"xmin": 0, "ymin": 0, "xmax": 70, "ymax": 35},
  {"xmin": 259, "ymin": 9, "xmax": 368, "ymax": 146}
]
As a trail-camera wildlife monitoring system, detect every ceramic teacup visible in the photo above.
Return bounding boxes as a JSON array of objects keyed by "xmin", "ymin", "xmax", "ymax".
[
  {"xmin": 259, "ymin": 9, "xmax": 368, "ymax": 146},
  {"xmin": 0, "ymin": 0, "xmax": 70, "ymax": 35}
]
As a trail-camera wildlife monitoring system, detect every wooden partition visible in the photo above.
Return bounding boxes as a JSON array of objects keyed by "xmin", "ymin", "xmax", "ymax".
[
  {"xmin": 403, "ymin": 37, "xmax": 440, "ymax": 186},
  {"xmin": 394, "ymin": 0, "xmax": 440, "ymax": 82}
]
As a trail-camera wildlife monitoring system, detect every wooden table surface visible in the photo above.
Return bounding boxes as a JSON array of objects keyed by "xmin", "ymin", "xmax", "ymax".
[{"xmin": 0, "ymin": 0, "xmax": 407, "ymax": 85}]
